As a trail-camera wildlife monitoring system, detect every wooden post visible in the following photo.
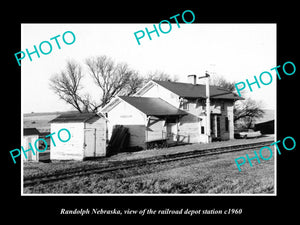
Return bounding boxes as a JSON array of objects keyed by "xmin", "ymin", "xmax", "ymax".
[
  {"xmin": 199, "ymin": 72, "xmax": 211, "ymax": 143},
  {"xmin": 205, "ymin": 73, "xmax": 211, "ymax": 143}
]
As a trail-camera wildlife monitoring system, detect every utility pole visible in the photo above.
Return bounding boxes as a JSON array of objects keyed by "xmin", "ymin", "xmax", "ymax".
[{"xmin": 199, "ymin": 72, "xmax": 211, "ymax": 143}]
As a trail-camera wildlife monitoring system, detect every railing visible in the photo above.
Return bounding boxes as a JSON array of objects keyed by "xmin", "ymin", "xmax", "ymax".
[
  {"xmin": 162, "ymin": 132, "xmax": 190, "ymax": 143},
  {"xmin": 145, "ymin": 132, "xmax": 190, "ymax": 149}
]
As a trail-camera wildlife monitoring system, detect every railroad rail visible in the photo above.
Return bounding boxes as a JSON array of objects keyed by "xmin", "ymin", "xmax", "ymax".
[{"xmin": 23, "ymin": 140, "xmax": 273, "ymax": 187}]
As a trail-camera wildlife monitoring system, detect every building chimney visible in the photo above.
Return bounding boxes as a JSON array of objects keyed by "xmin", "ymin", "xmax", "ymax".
[{"xmin": 187, "ymin": 74, "xmax": 197, "ymax": 85}]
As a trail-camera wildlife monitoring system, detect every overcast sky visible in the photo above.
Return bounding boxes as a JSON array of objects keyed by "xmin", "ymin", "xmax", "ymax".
[{"xmin": 21, "ymin": 23, "xmax": 276, "ymax": 113}]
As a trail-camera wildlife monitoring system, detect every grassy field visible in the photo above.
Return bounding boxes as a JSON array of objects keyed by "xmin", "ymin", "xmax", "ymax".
[{"xmin": 23, "ymin": 146, "xmax": 275, "ymax": 194}]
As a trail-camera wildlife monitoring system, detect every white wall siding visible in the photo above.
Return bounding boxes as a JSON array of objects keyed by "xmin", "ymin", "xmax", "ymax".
[
  {"xmin": 107, "ymin": 100, "xmax": 146, "ymax": 149},
  {"xmin": 141, "ymin": 83, "xmax": 180, "ymax": 108},
  {"xmin": 50, "ymin": 122, "xmax": 84, "ymax": 160},
  {"xmin": 23, "ymin": 135, "xmax": 39, "ymax": 162},
  {"xmin": 146, "ymin": 119, "xmax": 166, "ymax": 142},
  {"xmin": 178, "ymin": 114, "xmax": 201, "ymax": 143}
]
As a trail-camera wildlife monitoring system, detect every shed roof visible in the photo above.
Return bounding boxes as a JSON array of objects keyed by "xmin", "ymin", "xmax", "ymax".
[
  {"xmin": 254, "ymin": 109, "xmax": 275, "ymax": 124},
  {"xmin": 50, "ymin": 112, "xmax": 100, "ymax": 123},
  {"xmin": 119, "ymin": 96, "xmax": 187, "ymax": 116},
  {"xmin": 153, "ymin": 80, "xmax": 243, "ymax": 100},
  {"xmin": 24, "ymin": 128, "xmax": 40, "ymax": 136}
]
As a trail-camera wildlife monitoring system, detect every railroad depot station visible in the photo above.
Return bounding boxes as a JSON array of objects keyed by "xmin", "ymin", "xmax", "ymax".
[{"xmin": 23, "ymin": 76, "xmax": 273, "ymax": 161}]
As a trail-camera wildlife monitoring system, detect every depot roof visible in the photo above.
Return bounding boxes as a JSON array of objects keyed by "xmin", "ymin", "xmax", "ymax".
[
  {"xmin": 119, "ymin": 96, "xmax": 187, "ymax": 116},
  {"xmin": 153, "ymin": 80, "xmax": 243, "ymax": 100}
]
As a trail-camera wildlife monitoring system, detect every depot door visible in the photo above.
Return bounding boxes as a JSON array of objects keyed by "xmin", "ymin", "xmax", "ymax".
[
  {"xmin": 84, "ymin": 129, "xmax": 96, "ymax": 157},
  {"xmin": 211, "ymin": 115, "xmax": 221, "ymax": 139},
  {"xmin": 166, "ymin": 123, "xmax": 177, "ymax": 141},
  {"xmin": 27, "ymin": 137, "xmax": 33, "ymax": 161}
]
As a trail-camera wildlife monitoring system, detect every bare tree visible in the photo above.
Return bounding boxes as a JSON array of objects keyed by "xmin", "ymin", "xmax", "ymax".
[
  {"xmin": 85, "ymin": 56, "xmax": 141, "ymax": 110},
  {"xmin": 120, "ymin": 70, "xmax": 144, "ymax": 96},
  {"xmin": 234, "ymin": 98, "xmax": 265, "ymax": 128},
  {"xmin": 145, "ymin": 70, "xmax": 178, "ymax": 83},
  {"xmin": 49, "ymin": 61, "xmax": 86, "ymax": 113},
  {"xmin": 210, "ymin": 74, "xmax": 236, "ymax": 92},
  {"xmin": 50, "ymin": 57, "xmax": 181, "ymax": 113},
  {"xmin": 210, "ymin": 75, "xmax": 265, "ymax": 128}
]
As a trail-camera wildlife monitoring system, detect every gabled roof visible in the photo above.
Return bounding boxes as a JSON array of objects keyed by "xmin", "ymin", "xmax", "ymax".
[
  {"xmin": 153, "ymin": 80, "xmax": 243, "ymax": 100},
  {"xmin": 119, "ymin": 96, "xmax": 187, "ymax": 116},
  {"xmin": 50, "ymin": 112, "xmax": 100, "ymax": 123}
]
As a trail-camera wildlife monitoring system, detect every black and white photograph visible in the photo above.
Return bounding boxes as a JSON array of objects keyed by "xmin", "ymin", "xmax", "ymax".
[
  {"xmin": 21, "ymin": 23, "xmax": 276, "ymax": 195},
  {"xmin": 4, "ymin": 4, "xmax": 298, "ymax": 221}
]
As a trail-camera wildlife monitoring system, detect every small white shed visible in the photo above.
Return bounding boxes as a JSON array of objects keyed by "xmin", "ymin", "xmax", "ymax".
[
  {"xmin": 23, "ymin": 128, "xmax": 40, "ymax": 162},
  {"xmin": 49, "ymin": 112, "xmax": 107, "ymax": 160}
]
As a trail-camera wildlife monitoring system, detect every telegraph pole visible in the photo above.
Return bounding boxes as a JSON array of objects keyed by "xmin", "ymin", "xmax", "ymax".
[{"xmin": 199, "ymin": 72, "xmax": 211, "ymax": 143}]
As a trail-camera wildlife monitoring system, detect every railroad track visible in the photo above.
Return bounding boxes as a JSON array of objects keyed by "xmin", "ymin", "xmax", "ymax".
[{"xmin": 23, "ymin": 140, "xmax": 273, "ymax": 187}]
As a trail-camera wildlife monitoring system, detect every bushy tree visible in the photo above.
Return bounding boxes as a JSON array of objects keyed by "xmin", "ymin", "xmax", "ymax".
[{"xmin": 234, "ymin": 98, "xmax": 265, "ymax": 129}]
